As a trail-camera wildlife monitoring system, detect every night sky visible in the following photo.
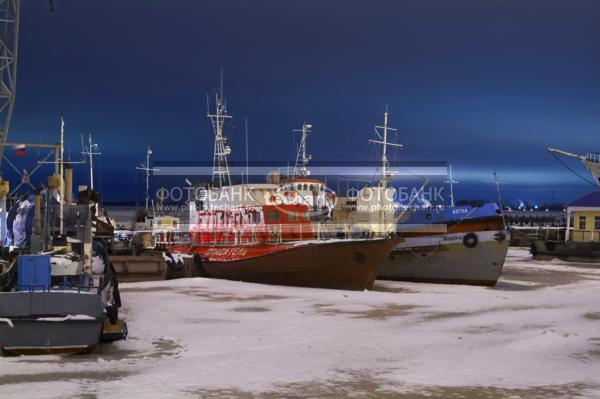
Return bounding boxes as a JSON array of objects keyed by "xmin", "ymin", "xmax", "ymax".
[{"xmin": 6, "ymin": 0, "xmax": 600, "ymax": 204}]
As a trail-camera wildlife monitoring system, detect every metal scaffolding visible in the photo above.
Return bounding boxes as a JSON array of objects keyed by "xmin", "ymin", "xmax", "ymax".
[{"xmin": 0, "ymin": 0, "xmax": 20, "ymax": 162}]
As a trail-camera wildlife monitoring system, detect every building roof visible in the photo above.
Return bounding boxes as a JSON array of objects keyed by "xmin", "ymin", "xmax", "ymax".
[{"xmin": 566, "ymin": 190, "xmax": 600, "ymax": 208}]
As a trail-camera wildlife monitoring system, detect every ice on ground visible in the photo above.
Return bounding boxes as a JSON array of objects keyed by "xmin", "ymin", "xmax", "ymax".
[{"xmin": 1, "ymin": 248, "xmax": 600, "ymax": 398}]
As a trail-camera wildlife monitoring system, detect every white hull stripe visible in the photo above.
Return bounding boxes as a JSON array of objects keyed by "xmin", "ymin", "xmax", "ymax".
[{"xmin": 397, "ymin": 230, "xmax": 507, "ymax": 249}]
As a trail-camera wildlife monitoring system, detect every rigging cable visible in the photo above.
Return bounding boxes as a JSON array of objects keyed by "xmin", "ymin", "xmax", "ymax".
[{"xmin": 549, "ymin": 151, "xmax": 596, "ymax": 187}]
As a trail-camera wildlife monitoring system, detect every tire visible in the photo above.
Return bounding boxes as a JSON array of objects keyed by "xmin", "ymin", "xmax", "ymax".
[{"xmin": 463, "ymin": 233, "xmax": 479, "ymax": 249}]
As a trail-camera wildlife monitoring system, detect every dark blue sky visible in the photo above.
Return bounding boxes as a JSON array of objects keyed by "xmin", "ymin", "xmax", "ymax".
[{"xmin": 6, "ymin": 0, "xmax": 600, "ymax": 203}]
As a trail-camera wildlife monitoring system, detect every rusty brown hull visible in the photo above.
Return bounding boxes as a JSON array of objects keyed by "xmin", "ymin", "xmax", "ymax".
[{"xmin": 203, "ymin": 238, "xmax": 400, "ymax": 291}]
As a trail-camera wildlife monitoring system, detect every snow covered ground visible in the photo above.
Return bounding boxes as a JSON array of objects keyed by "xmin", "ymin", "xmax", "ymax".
[{"xmin": 1, "ymin": 248, "xmax": 600, "ymax": 398}]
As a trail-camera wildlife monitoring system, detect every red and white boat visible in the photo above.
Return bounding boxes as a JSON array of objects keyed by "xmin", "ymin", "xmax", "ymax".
[
  {"xmin": 166, "ymin": 81, "xmax": 399, "ymax": 290},
  {"xmin": 171, "ymin": 203, "xmax": 399, "ymax": 290}
]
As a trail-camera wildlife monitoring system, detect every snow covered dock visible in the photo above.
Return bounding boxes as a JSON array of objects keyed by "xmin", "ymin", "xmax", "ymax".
[{"xmin": 1, "ymin": 248, "xmax": 600, "ymax": 398}]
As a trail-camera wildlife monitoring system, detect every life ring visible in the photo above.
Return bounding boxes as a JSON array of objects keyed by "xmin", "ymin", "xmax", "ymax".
[{"xmin": 463, "ymin": 233, "xmax": 478, "ymax": 248}]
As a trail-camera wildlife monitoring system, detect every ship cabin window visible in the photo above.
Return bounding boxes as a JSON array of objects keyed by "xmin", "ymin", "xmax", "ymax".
[
  {"xmin": 302, "ymin": 184, "xmax": 307, "ymax": 191},
  {"xmin": 309, "ymin": 184, "xmax": 315, "ymax": 191},
  {"xmin": 579, "ymin": 216, "xmax": 586, "ymax": 230},
  {"xmin": 266, "ymin": 210, "xmax": 280, "ymax": 223},
  {"xmin": 250, "ymin": 211, "xmax": 261, "ymax": 224},
  {"xmin": 287, "ymin": 212, "xmax": 297, "ymax": 222},
  {"xmin": 595, "ymin": 216, "xmax": 600, "ymax": 231}
]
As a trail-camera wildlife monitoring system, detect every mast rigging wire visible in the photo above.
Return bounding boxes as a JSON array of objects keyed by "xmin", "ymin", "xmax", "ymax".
[{"xmin": 549, "ymin": 151, "xmax": 596, "ymax": 187}]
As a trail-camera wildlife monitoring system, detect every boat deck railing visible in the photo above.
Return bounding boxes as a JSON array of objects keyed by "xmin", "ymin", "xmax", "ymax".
[
  {"xmin": 587, "ymin": 153, "xmax": 600, "ymax": 164},
  {"xmin": 15, "ymin": 279, "xmax": 105, "ymax": 295},
  {"xmin": 157, "ymin": 222, "xmax": 390, "ymax": 248}
]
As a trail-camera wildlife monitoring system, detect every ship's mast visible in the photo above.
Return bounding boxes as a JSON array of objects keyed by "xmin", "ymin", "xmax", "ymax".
[
  {"xmin": 58, "ymin": 116, "xmax": 64, "ymax": 234},
  {"xmin": 369, "ymin": 107, "xmax": 402, "ymax": 232},
  {"xmin": 208, "ymin": 71, "xmax": 232, "ymax": 188},
  {"xmin": 292, "ymin": 122, "xmax": 312, "ymax": 178},
  {"xmin": 492, "ymin": 169, "xmax": 507, "ymax": 227},
  {"xmin": 244, "ymin": 117, "xmax": 249, "ymax": 184},
  {"xmin": 444, "ymin": 163, "xmax": 459, "ymax": 207},
  {"xmin": 81, "ymin": 133, "xmax": 100, "ymax": 190},
  {"xmin": 369, "ymin": 106, "xmax": 402, "ymax": 189},
  {"xmin": 136, "ymin": 145, "xmax": 158, "ymax": 212}
]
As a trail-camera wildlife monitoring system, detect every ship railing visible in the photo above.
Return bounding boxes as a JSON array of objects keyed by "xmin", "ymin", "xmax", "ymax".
[
  {"xmin": 15, "ymin": 282, "xmax": 104, "ymax": 295},
  {"xmin": 181, "ymin": 226, "xmax": 268, "ymax": 246},
  {"xmin": 178, "ymin": 222, "xmax": 386, "ymax": 247},
  {"xmin": 587, "ymin": 153, "xmax": 600, "ymax": 164}
]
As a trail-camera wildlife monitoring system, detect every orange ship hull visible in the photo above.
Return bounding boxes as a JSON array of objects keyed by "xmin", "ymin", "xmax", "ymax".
[{"xmin": 175, "ymin": 238, "xmax": 400, "ymax": 291}]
